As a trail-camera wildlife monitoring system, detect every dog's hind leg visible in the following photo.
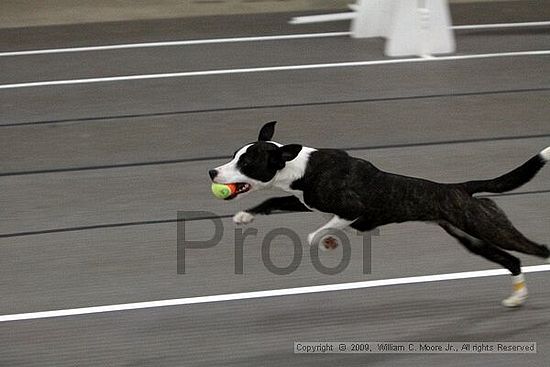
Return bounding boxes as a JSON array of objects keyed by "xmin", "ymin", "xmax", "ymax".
[
  {"xmin": 439, "ymin": 222, "xmax": 522, "ymax": 275},
  {"xmin": 474, "ymin": 198, "xmax": 550, "ymax": 260},
  {"xmin": 439, "ymin": 222, "xmax": 528, "ymax": 307}
]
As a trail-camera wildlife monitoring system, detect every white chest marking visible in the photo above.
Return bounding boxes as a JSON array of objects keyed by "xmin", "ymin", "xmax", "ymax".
[{"xmin": 273, "ymin": 146, "xmax": 317, "ymax": 211}]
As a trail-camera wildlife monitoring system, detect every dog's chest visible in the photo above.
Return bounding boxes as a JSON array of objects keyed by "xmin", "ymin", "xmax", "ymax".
[{"xmin": 282, "ymin": 187, "xmax": 314, "ymax": 211}]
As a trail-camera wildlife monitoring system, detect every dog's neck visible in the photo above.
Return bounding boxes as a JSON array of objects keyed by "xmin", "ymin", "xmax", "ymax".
[{"xmin": 272, "ymin": 146, "xmax": 317, "ymax": 192}]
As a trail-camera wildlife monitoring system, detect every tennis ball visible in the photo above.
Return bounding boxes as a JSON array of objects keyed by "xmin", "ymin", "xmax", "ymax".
[{"xmin": 211, "ymin": 183, "xmax": 235, "ymax": 199}]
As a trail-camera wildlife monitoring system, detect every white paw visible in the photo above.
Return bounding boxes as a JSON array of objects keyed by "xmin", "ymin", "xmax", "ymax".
[
  {"xmin": 502, "ymin": 289, "xmax": 528, "ymax": 308},
  {"xmin": 307, "ymin": 232, "xmax": 338, "ymax": 250},
  {"xmin": 233, "ymin": 211, "xmax": 254, "ymax": 225}
]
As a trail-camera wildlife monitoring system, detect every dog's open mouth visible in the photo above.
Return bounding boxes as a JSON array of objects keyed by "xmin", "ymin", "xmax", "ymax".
[{"xmin": 225, "ymin": 182, "xmax": 252, "ymax": 200}]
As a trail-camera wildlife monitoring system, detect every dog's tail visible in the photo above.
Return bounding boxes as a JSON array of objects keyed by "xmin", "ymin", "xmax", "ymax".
[{"xmin": 458, "ymin": 147, "xmax": 550, "ymax": 195}]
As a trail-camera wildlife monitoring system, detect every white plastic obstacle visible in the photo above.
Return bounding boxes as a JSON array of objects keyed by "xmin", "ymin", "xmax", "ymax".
[{"xmin": 290, "ymin": 0, "xmax": 455, "ymax": 58}]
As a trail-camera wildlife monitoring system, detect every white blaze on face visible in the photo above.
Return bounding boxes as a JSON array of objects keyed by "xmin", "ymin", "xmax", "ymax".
[
  {"xmin": 213, "ymin": 141, "xmax": 313, "ymax": 199},
  {"xmin": 213, "ymin": 144, "xmax": 253, "ymax": 184}
]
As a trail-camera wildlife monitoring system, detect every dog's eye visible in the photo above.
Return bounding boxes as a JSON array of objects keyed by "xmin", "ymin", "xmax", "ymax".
[{"xmin": 240, "ymin": 155, "xmax": 254, "ymax": 166}]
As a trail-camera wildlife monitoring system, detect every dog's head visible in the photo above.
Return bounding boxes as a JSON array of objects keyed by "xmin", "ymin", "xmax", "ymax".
[{"xmin": 208, "ymin": 121, "xmax": 302, "ymax": 200}]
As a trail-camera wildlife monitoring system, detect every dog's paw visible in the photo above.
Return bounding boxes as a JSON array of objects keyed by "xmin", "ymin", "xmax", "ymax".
[
  {"xmin": 233, "ymin": 211, "xmax": 254, "ymax": 225},
  {"xmin": 321, "ymin": 236, "xmax": 339, "ymax": 251},
  {"xmin": 308, "ymin": 231, "xmax": 339, "ymax": 250},
  {"xmin": 502, "ymin": 292, "xmax": 528, "ymax": 307}
]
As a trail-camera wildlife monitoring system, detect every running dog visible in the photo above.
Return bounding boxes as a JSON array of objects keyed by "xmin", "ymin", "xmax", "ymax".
[{"xmin": 208, "ymin": 121, "xmax": 550, "ymax": 307}]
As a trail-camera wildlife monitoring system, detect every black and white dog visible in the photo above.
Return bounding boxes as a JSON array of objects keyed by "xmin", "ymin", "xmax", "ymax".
[{"xmin": 209, "ymin": 121, "xmax": 550, "ymax": 307}]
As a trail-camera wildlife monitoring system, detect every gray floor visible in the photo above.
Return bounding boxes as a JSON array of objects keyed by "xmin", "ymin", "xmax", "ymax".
[{"xmin": 1, "ymin": 2, "xmax": 550, "ymax": 366}]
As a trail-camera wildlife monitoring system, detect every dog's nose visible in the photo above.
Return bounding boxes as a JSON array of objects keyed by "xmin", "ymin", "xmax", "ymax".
[{"xmin": 208, "ymin": 169, "xmax": 218, "ymax": 180}]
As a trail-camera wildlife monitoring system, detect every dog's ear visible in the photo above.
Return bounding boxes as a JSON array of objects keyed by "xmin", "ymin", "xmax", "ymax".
[
  {"xmin": 258, "ymin": 121, "xmax": 277, "ymax": 141},
  {"xmin": 269, "ymin": 144, "xmax": 302, "ymax": 169},
  {"xmin": 279, "ymin": 144, "xmax": 302, "ymax": 162}
]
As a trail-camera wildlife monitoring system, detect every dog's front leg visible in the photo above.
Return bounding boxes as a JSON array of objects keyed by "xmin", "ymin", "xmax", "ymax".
[
  {"xmin": 307, "ymin": 215, "xmax": 355, "ymax": 248},
  {"xmin": 233, "ymin": 195, "xmax": 311, "ymax": 224}
]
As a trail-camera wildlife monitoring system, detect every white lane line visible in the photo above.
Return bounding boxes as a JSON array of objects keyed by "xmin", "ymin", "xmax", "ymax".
[
  {"xmin": 1, "ymin": 22, "xmax": 548, "ymax": 58},
  {"xmin": 453, "ymin": 21, "xmax": 550, "ymax": 30},
  {"xmin": 1, "ymin": 21, "xmax": 547, "ymax": 58},
  {"xmin": 0, "ymin": 50, "xmax": 549, "ymax": 90},
  {"xmin": 290, "ymin": 13, "xmax": 356, "ymax": 24},
  {"xmin": 1, "ymin": 264, "xmax": 549, "ymax": 323},
  {"xmin": 0, "ymin": 32, "xmax": 350, "ymax": 57}
]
